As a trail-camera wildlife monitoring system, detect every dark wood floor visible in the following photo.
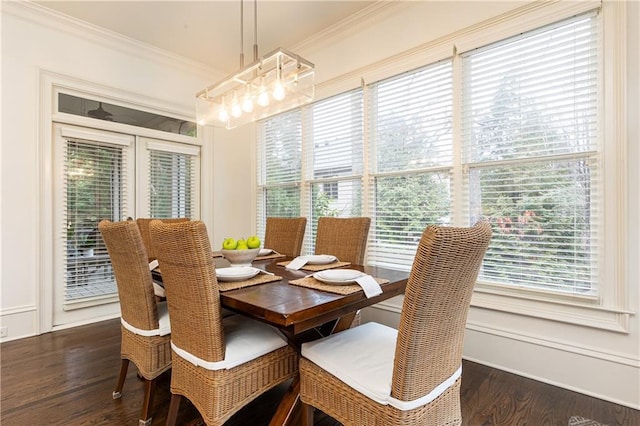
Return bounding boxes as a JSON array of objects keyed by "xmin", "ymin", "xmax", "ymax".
[{"xmin": 1, "ymin": 318, "xmax": 638, "ymax": 425}]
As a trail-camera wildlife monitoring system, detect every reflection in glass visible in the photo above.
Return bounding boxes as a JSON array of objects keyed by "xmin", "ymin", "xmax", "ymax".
[{"xmin": 58, "ymin": 93, "xmax": 197, "ymax": 137}]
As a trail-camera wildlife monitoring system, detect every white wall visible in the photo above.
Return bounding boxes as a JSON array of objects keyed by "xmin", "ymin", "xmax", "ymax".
[
  {"xmin": 210, "ymin": 124, "xmax": 257, "ymax": 249},
  {"xmin": 1, "ymin": 2, "xmax": 259, "ymax": 340},
  {"xmin": 1, "ymin": 0, "xmax": 638, "ymax": 411},
  {"xmin": 0, "ymin": 2, "xmax": 240, "ymax": 337}
]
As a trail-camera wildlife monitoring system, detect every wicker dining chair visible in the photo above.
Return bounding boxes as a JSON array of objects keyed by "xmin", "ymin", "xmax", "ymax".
[
  {"xmin": 149, "ymin": 220, "xmax": 298, "ymax": 426},
  {"xmin": 98, "ymin": 220, "xmax": 172, "ymax": 426},
  {"xmin": 314, "ymin": 216, "xmax": 371, "ymax": 329},
  {"xmin": 137, "ymin": 218, "xmax": 189, "ymax": 299},
  {"xmin": 299, "ymin": 221, "xmax": 492, "ymax": 426},
  {"xmin": 264, "ymin": 216, "xmax": 307, "ymax": 257},
  {"xmin": 314, "ymin": 216, "xmax": 371, "ymax": 265},
  {"xmin": 136, "ymin": 217, "xmax": 189, "ymax": 262}
]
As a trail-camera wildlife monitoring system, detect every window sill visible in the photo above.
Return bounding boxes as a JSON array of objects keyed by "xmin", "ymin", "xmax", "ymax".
[
  {"xmin": 63, "ymin": 294, "xmax": 119, "ymax": 311},
  {"xmin": 370, "ymin": 285, "xmax": 633, "ymax": 334},
  {"xmin": 471, "ymin": 285, "xmax": 634, "ymax": 333}
]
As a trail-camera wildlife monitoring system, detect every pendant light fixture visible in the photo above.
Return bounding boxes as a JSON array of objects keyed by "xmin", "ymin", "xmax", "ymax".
[
  {"xmin": 87, "ymin": 102, "xmax": 114, "ymax": 121},
  {"xmin": 196, "ymin": 0, "xmax": 315, "ymax": 129}
]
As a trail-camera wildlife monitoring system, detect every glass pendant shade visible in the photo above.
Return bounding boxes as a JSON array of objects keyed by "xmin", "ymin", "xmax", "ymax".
[{"xmin": 196, "ymin": 47, "xmax": 314, "ymax": 129}]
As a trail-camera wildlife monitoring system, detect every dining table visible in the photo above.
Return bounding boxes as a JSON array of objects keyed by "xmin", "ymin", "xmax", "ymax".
[{"xmin": 153, "ymin": 252, "xmax": 409, "ymax": 425}]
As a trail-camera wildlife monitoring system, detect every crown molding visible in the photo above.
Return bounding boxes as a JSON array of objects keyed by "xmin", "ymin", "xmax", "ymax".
[
  {"xmin": 2, "ymin": 0, "xmax": 221, "ymax": 79},
  {"xmin": 291, "ymin": 0, "xmax": 413, "ymax": 55}
]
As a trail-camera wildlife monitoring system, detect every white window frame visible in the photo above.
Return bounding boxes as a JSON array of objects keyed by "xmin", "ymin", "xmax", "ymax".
[
  {"xmin": 53, "ymin": 124, "xmax": 135, "ymax": 312},
  {"xmin": 452, "ymin": 0, "xmax": 629, "ymax": 333},
  {"xmin": 136, "ymin": 138, "xmax": 201, "ymax": 219},
  {"xmin": 256, "ymin": 0, "xmax": 629, "ymax": 332},
  {"xmin": 38, "ymin": 72, "xmax": 202, "ymax": 333}
]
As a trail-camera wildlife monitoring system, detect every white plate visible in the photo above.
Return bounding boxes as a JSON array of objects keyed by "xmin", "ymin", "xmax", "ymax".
[
  {"xmin": 313, "ymin": 269, "xmax": 366, "ymax": 285},
  {"xmin": 216, "ymin": 266, "xmax": 260, "ymax": 282},
  {"xmin": 302, "ymin": 254, "xmax": 337, "ymax": 265},
  {"xmin": 258, "ymin": 248, "xmax": 273, "ymax": 256}
]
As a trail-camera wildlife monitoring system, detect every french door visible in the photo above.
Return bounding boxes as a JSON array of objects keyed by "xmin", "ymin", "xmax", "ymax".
[{"xmin": 52, "ymin": 124, "xmax": 199, "ymax": 327}]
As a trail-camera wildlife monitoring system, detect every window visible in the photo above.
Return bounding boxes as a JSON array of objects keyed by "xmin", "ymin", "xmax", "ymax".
[
  {"xmin": 141, "ymin": 139, "xmax": 200, "ymax": 219},
  {"xmin": 58, "ymin": 93, "xmax": 196, "ymax": 136},
  {"xmin": 304, "ymin": 89, "xmax": 364, "ymax": 252},
  {"xmin": 256, "ymin": 110, "xmax": 303, "ymax": 239},
  {"xmin": 64, "ymin": 137, "xmax": 127, "ymax": 298},
  {"xmin": 257, "ymin": 10, "xmax": 604, "ymax": 301},
  {"xmin": 461, "ymin": 13, "xmax": 599, "ymax": 295},
  {"xmin": 321, "ymin": 181, "xmax": 339, "ymax": 200},
  {"xmin": 56, "ymin": 126, "xmax": 200, "ymax": 306},
  {"xmin": 367, "ymin": 61, "xmax": 453, "ymax": 269},
  {"xmin": 256, "ymin": 90, "xmax": 364, "ymax": 250}
]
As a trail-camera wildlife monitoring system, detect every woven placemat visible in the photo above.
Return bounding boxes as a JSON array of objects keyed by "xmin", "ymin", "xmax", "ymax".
[
  {"xmin": 289, "ymin": 276, "xmax": 389, "ymax": 295},
  {"xmin": 276, "ymin": 260, "xmax": 351, "ymax": 271},
  {"xmin": 218, "ymin": 273, "xmax": 282, "ymax": 292},
  {"xmin": 255, "ymin": 252, "xmax": 287, "ymax": 261}
]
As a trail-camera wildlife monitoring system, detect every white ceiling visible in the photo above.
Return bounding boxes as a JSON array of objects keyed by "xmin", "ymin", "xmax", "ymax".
[{"xmin": 33, "ymin": 0, "xmax": 377, "ymax": 75}]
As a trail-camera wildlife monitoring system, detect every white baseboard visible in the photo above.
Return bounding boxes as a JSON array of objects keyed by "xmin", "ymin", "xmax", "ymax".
[
  {"xmin": 0, "ymin": 305, "xmax": 121, "ymax": 342},
  {"xmin": 463, "ymin": 328, "xmax": 640, "ymax": 410},
  {"xmin": 51, "ymin": 312, "xmax": 121, "ymax": 332},
  {"xmin": 362, "ymin": 303, "xmax": 640, "ymax": 410},
  {"xmin": 0, "ymin": 305, "xmax": 38, "ymax": 342}
]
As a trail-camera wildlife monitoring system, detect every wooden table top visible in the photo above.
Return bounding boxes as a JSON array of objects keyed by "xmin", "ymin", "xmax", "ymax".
[
  {"xmin": 153, "ymin": 256, "xmax": 408, "ymax": 336},
  {"xmin": 218, "ymin": 257, "xmax": 409, "ymax": 335}
]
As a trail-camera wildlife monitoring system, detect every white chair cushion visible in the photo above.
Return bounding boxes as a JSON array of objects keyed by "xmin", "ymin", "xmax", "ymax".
[
  {"xmin": 120, "ymin": 301, "xmax": 171, "ymax": 337},
  {"xmin": 152, "ymin": 281, "xmax": 166, "ymax": 298},
  {"xmin": 301, "ymin": 322, "xmax": 461, "ymax": 411},
  {"xmin": 156, "ymin": 301, "xmax": 171, "ymax": 336},
  {"xmin": 171, "ymin": 315, "xmax": 288, "ymax": 370}
]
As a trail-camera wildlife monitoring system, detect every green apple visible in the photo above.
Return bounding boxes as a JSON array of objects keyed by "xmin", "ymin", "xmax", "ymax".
[
  {"xmin": 222, "ymin": 237, "xmax": 237, "ymax": 250},
  {"xmin": 247, "ymin": 235, "xmax": 261, "ymax": 249},
  {"xmin": 236, "ymin": 238, "xmax": 249, "ymax": 250}
]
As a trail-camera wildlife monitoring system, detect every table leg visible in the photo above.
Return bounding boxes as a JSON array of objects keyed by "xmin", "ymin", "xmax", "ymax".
[
  {"xmin": 330, "ymin": 311, "xmax": 357, "ymax": 334},
  {"xmin": 269, "ymin": 375, "xmax": 301, "ymax": 426},
  {"xmin": 270, "ymin": 311, "xmax": 358, "ymax": 425}
]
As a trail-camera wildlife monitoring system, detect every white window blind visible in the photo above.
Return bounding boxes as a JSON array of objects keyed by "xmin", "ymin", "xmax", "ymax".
[
  {"xmin": 255, "ymin": 10, "xmax": 604, "ymax": 300},
  {"xmin": 147, "ymin": 148, "xmax": 198, "ymax": 218},
  {"xmin": 461, "ymin": 12, "xmax": 600, "ymax": 294},
  {"xmin": 256, "ymin": 109, "xmax": 303, "ymax": 240},
  {"xmin": 63, "ymin": 138, "xmax": 127, "ymax": 299},
  {"xmin": 304, "ymin": 89, "xmax": 364, "ymax": 253},
  {"xmin": 367, "ymin": 61, "xmax": 453, "ymax": 269}
]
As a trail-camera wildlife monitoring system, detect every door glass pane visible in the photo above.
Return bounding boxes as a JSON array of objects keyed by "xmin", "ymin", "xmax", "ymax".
[
  {"xmin": 149, "ymin": 150, "xmax": 195, "ymax": 218},
  {"xmin": 64, "ymin": 140, "xmax": 124, "ymax": 300}
]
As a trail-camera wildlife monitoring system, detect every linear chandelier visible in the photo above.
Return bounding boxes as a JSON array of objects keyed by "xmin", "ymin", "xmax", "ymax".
[{"xmin": 196, "ymin": 0, "xmax": 315, "ymax": 130}]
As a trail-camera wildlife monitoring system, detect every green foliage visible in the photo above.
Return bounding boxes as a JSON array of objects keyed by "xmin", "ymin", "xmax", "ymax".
[
  {"xmin": 66, "ymin": 142, "xmax": 120, "ymax": 253},
  {"xmin": 471, "ymin": 74, "xmax": 594, "ymax": 292},
  {"xmin": 149, "ymin": 151, "xmax": 193, "ymax": 218},
  {"xmin": 265, "ymin": 186, "xmax": 300, "ymax": 217},
  {"xmin": 312, "ymin": 187, "xmax": 340, "ymax": 219},
  {"xmin": 376, "ymin": 174, "xmax": 450, "ymax": 244}
]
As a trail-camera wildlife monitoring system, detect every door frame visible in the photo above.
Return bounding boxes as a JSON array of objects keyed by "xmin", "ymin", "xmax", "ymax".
[{"xmin": 38, "ymin": 71, "xmax": 201, "ymax": 332}]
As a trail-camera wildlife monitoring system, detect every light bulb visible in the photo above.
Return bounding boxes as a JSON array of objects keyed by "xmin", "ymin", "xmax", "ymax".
[
  {"xmin": 218, "ymin": 107, "xmax": 229, "ymax": 122},
  {"xmin": 231, "ymin": 99, "xmax": 242, "ymax": 118},
  {"xmin": 242, "ymin": 95, "xmax": 254, "ymax": 113},
  {"xmin": 273, "ymin": 81, "xmax": 285, "ymax": 101},
  {"xmin": 257, "ymin": 90, "xmax": 269, "ymax": 107},
  {"xmin": 257, "ymin": 78, "xmax": 269, "ymax": 107}
]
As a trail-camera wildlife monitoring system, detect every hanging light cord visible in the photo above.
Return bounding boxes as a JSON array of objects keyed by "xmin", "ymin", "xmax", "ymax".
[
  {"xmin": 253, "ymin": 0, "xmax": 258, "ymax": 61},
  {"xmin": 239, "ymin": 0, "xmax": 245, "ymax": 68}
]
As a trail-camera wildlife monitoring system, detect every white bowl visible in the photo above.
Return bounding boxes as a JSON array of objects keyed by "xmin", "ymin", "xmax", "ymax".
[
  {"xmin": 216, "ymin": 266, "xmax": 261, "ymax": 282},
  {"xmin": 221, "ymin": 248, "xmax": 260, "ymax": 266}
]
